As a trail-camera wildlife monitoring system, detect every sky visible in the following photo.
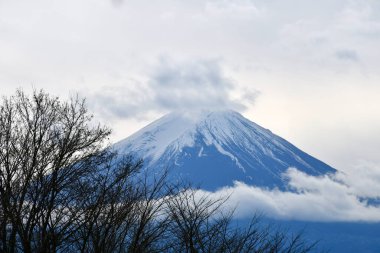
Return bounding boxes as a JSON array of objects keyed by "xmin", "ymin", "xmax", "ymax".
[{"xmin": 1, "ymin": 0, "xmax": 380, "ymax": 173}]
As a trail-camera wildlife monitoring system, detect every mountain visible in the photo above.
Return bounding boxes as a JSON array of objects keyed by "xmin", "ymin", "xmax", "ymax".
[
  {"xmin": 113, "ymin": 111, "xmax": 380, "ymax": 253},
  {"xmin": 113, "ymin": 110, "xmax": 335, "ymax": 190}
]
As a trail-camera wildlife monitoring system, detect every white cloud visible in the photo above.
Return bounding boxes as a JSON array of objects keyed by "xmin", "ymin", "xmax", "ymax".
[
  {"xmin": 200, "ymin": 164, "xmax": 380, "ymax": 222},
  {"xmin": 204, "ymin": 0, "xmax": 263, "ymax": 19},
  {"xmin": 86, "ymin": 58, "xmax": 259, "ymax": 120},
  {"xmin": 336, "ymin": 1, "xmax": 380, "ymax": 36},
  {"xmin": 334, "ymin": 161, "xmax": 380, "ymax": 199}
]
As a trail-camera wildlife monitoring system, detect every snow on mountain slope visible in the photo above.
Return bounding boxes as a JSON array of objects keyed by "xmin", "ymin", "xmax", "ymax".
[{"xmin": 113, "ymin": 110, "xmax": 336, "ymax": 190}]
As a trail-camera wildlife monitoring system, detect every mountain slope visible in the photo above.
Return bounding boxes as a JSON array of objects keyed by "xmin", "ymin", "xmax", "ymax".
[{"xmin": 113, "ymin": 110, "xmax": 335, "ymax": 190}]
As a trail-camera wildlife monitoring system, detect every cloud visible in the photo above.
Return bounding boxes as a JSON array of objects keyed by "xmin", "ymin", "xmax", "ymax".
[
  {"xmin": 149, "ymin": 58, "xmax": 245, "ymax": 111},
  {"xmin": 85, "ymin": 79, "xmax": 153, "ymax": 120},
  {"xmin": 87, "ymin": 58, "xmax": 259, "ymax": 120},
  {"xmin": 204, "ymin": 0, "xmax": 263, "ymax": 19},
  {"xmin": 335, "ymin": 49, "xmax": 359, "ymax": 62},
  {"xmin": 199, "ymin": 164, "xmax": 380, "ymax": 222},
  {"xmin": 277, "ymin": 1, "xmax": 380, "ymax": 70},
  {"xmin": 336, "ymin": 1, "xmax": 380, "ymax": 37},
  {"xmin": 333, "ymin": 161, "xmax": 380, "ymax": 199}
]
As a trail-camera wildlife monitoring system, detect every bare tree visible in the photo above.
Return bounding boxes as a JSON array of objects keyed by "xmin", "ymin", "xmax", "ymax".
[
  {"xmin": 0, "ymin": 89, "xmax": 319, "ymax": 253},
  {"xmin": 71, "ymin": 158, "xmax": 171, "ymax": 253},
  {"xmin": 164, "ymin": 188, "xmax": 317, "ymax": 253},
  {"xmin": 164, "ymin": 187, "xmax": 227, "ymax": 253},
  {"xmin": 0, "ymin": 90, "xmax": 110, "ymax": 253}
]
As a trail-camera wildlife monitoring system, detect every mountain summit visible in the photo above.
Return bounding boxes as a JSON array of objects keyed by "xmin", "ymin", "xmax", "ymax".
[{"xmin": 114, "ymin": 110, "xmax": 335, "ymax": 190}]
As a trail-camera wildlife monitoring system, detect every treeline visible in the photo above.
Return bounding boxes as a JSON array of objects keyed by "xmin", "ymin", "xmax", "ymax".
[{"xmin": 0, "ymin": 90, "xmax": 316, "ymax": 253}]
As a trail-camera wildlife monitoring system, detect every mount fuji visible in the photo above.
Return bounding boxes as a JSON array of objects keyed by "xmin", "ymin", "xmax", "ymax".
[
  {"xmin": 113, "ymin": 110, "xmax": 335, "ymax": 190},
  {"xmin": 112, "ymin": 111, "xmax": 380, "ymax": 253}
]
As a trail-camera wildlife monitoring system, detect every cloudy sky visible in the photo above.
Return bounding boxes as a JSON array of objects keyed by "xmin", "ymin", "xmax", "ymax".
[
  {"xmin": 203, "ymin": 163, "xmax": 380, "ymax": 222},
  {"xmin": 1, "ymin": 0, "xmax": 380, "ymax": 173}
]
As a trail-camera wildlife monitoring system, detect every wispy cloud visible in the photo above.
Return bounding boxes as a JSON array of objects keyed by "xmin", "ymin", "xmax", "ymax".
[
  {"xmin": 335, "ymin": 49, "xmax": 359, "ymax": 62},
  {"xmin": 200, "ymin": 164, "xmax": 380, "ymax": 222},
  {"xmin": 111, "ymin": 0, "xmax": 124, "ymax": 7},
  {"xmin": 86, "ymin": 58, "xmax": 259, "ymax": 120},
  {"xmin": 204, "ymin": 0, "xmax": 264, "ymax": 19},
  {"xmin": 149, "ymin": 58, "xmax": 245, "ymax": 111}
]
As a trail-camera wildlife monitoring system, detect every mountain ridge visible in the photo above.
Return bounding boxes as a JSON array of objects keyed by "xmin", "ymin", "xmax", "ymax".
[{"xmin": 113, "ymin": 110, "xmax": 336, "ymax": 190}]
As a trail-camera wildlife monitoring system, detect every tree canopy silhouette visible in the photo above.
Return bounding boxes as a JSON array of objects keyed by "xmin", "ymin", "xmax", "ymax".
[{"xmin": 0, "ymin": 90, "xmax": 318, "ymax": 253}]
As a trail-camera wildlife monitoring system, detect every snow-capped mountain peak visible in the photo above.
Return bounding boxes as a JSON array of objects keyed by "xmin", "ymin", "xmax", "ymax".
[{"xmin": 114, "ymin": 110, "xmax": 335, "ymax": 190}]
